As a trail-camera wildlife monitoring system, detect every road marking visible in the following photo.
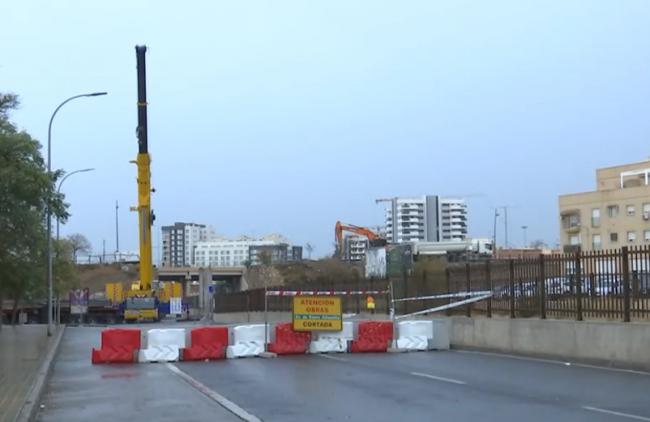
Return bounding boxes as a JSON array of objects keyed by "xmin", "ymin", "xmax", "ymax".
[
  {"xmin": 410, "ymin": 372, "xmax": 466, "ymax": 385},
  {"xmin": 452, "ymin": 350, "xmax": 650, "ymax": 376},
  {"xmin": 318, "ymin": 354, "xmax": 348, "ymax": 362},
  {"xmin": 166, "ymin": 363, "xmax": 262, "ymax": 422},
  {"xmin": 583, "ymin": 406, "xmax": 650, "ymax": 421}
]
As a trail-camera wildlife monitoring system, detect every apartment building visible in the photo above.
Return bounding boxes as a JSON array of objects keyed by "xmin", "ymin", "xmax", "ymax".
[
  {"xmin": 194, "ymin": 236, "xmax": 303, "ymax": 267},
  {"xmin": 341, "ymin": 235, "xmax": 369, "ymax": 261},
  {"xmin": 161, "ymin": 222, "xmax": 215, "ymax": 267},
  {"xmin": 559, "ymin": 159, "xmax": 650, "ymax": 252},
  {"xmin": 384, "ymin": 196, "xmax": 468, "ymax": 243}
]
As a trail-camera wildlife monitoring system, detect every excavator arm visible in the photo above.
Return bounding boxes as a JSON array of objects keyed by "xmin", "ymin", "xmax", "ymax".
[{"xmin": 335, "ymin": 221, "xmax": 381, "ymax": 258}]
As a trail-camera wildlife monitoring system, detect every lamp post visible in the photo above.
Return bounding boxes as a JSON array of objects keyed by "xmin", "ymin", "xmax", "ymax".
[
  {"xmin": 54, "ymin": 168, "xmax": 94, "ymax": 326},
  {"xmin": 522, "ymin": 225, "xmax": 528, "ymax": 248},
  {"xmin": 47, "ymin": 92, "xmax": 106, "ymax": 336}
]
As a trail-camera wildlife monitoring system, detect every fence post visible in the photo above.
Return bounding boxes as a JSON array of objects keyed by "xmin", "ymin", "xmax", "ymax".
[
  {"xmin": 622, "ymin": 246, "xmax": 631, "ymax": 323},
  {"xmin": 486, "ymin": 260, "xmax": 492, "ymax": 318},
  {"xmin": 509, "ymin": 259, "xmax": 515, "ymax": 318},
  {"xmin": 539, "ymin": 254, "xmax": 546, "ymax": 319},
  {"xmin": 465, "ymin": 262, "xmax": 472, "ymax": 317},
  {"xmin": 574, "ymin": 251, "xmax": 583, "ymax": 322}
]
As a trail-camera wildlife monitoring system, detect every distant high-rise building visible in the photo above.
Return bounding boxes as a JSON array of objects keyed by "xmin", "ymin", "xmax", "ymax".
[
  {"xmin": 384, "ymin": 196, "xmax": 468, "ymax": 244},
  {"xmin": 161, "ymin": 222, "xmax": 215, "ymax": 267}
]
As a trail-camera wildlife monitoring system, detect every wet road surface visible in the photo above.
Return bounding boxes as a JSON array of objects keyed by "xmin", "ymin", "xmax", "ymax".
[{"xmin": 37, "ymin": 325, "xmax": 650, "ymax": 422}]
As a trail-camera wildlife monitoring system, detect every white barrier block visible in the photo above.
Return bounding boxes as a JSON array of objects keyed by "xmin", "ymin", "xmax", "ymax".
[
  {"xmin": 396, "ymin": 336, "xmax": 429, "ymax": 351},
  {"xmin": 226, "ymin": 341, "xmax": 264, "ymax": 358},
  {"xmin": 226, "ymin": 325, "xmax": 268, "ymax": 358},
  {"xmin": 309, "ymin": 321, "xmax": 353, "ymax": 353},
  {"xmin": 138, "ymin": 345, "xmax": 180, "ymax": 362},
  {"xmin": 146, "ymin": 328, "xmax": 187, "ymax": 348},
  {"xmin": 232, "ymin": 324, "xmax": 267, "ymax": 344},
  {"xmin": 139, "ymin": 328, "xmax": 187, "ymax": 362},
  {"xmin": 396, "ymin": 321, "xmax": 433, "ymax": 351},
  {"xmin": 313, "ymin": 321, "xmax": 354, "ymax": 341},
  {"xmin": 309, "ymin": 338, "xmax": 347, "ymax": 353}
]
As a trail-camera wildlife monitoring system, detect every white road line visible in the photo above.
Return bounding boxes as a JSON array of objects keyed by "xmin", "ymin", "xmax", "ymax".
[
  {"xmin": 318, "ymin": 354, "xmax": 348, "ymax": 362},
  {"xmin": 452, "ymin": 350, "xmax": 650, "ymax": 376},
  {"xmin": 410, "ymin": 372, "xmax": 466, "ymax": 385},
  {"xmin": 583, "ymin": 406, "xmax": 650, "ymax": 421},
  {"xmin": 166, "ymin": 363, "xmax": 262, "ymax": 422}
]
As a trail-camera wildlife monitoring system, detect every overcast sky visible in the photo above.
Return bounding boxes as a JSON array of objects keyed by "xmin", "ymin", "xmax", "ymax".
[{"xmin": 4, "ymin": 1, "xmax": 650, "ymax": 259}]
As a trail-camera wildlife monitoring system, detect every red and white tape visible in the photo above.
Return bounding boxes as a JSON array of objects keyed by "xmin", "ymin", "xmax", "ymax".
[{"xmin": 265, "ymin": 290, "xmax": 388, "ymax": 297}]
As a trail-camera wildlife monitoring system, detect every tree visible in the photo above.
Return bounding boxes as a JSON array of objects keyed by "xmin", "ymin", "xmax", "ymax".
[
  {"xmin": 0, "ymin": 93, "xmax": 68, "ymax": 327},
  {"xmin": 305, "ymin": 243, "xmax": 314, "ymax": 260},
  {"xmin": 67, "ymin": 233, "xmax": 91, "ymax": 262}
]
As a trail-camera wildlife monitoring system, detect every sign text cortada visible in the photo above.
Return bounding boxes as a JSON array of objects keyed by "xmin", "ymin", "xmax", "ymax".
[{"xmin": 292, "ymin": 296, "xmax": 342, "ymax": 331}]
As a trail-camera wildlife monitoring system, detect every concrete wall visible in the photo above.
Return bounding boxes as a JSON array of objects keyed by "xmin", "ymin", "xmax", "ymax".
[{"xmin": 450, "ymin": 316, "xmax": 650, "ymax": 370}]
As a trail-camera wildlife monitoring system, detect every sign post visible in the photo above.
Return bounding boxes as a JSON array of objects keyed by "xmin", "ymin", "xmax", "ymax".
[{"xmin": 292, "ymin": 296, "xmax": 342, "ymax": 331}]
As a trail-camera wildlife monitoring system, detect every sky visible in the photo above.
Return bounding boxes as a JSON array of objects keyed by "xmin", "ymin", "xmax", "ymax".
[{"xmin": 4, "ymin": 1, "xmax": 650, "ymax": 260}]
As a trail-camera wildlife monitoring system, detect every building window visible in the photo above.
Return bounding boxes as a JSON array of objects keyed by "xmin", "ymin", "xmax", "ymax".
[
  {"xmin": 627, "ymin": 205, "xmax": 636, "ymax": 216},
  {"xmin": 591, "ymin": 208, "xmax": 600, "ymax": 227},
  {"xmin": 592, "ymin": 234, "xmax": 601, "ymax": 250},
  {"xmin": 607, "ymin": 205, "xmax": 619, "ymax": 218},
  {"xmin": 646, "ymin": 230, "xmax": 650, "ymax": 242},
  {"xmin": 569, "ymin": 235, "xmax": 580, "ymax": 246},
  {"xmin": 628, "ymin": 231, "xmax": 636, "ymax": 243},
  {"xmin": 644, "ymin": 203, "xmax": 650, "ymax": 220}
]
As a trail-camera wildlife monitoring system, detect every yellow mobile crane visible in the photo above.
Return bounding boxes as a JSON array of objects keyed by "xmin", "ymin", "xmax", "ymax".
[{"xmin": 123, "ymin": 45, "xmax": 158, "ymax": 322}]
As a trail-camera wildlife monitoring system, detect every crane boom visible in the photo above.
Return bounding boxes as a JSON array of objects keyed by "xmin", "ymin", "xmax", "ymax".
[{"xmin": 135, "ymin": 45, "xmax": 153, "ymax": 291}]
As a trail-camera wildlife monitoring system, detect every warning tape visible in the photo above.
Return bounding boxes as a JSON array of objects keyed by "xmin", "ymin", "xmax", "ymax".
[
  {"xmin": 392, "ymin": 291, "xmax": 492, "ymax": 303},
  {"xmin": 395, "ymin": 293, "xmax": 493, "ymax": 320},
  {"xmin": 265, "ymin": 290, "xmax": 389, "ymax": 297}
]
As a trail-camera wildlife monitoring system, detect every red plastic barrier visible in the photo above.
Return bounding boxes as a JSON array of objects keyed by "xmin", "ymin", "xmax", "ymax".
[
  {"xmin": 350, "ymin": 321, "xmax": 393, "ymax": 353},
  {"xmin": 91, "ymin": 328, "xmax": 141, "ymax": 364},
  {"xmin": 182, "ymin": 326, "xmax": 228, "ymax": 361},
  {"xmin": 267, "ymin": 323, "xmax": 311, "ymax": 355}
]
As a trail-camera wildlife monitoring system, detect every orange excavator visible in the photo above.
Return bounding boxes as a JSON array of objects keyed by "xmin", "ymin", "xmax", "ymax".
[{"xmin": 335, "ymin": 221, "xmax": 386, "ymax": 258}]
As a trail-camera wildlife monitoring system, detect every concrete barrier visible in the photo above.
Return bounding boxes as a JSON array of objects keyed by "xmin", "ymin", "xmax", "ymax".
[{"xmin": 449, "ymin": 316, "xmax": 650, "ymax": 369}]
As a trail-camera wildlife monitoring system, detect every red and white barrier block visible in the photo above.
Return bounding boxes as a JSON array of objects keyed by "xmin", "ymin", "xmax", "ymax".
[
  {"xmin": 350, "ymin": 321, "xmax": 394, "ymax": 353},
  {"xmin": 92, "ymin": 328, "xmax": 141, "ymax": 364}
]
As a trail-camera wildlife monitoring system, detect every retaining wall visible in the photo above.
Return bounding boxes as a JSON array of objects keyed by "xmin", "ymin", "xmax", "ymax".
[{"xmin": 450, "ymin": 316, "xmax": 650, "ymax": 370}]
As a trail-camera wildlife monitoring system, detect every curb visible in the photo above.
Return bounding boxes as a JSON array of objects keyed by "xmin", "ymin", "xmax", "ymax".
[{"xmin": 15, "ymin": 325, "xmax": 66, "ymax": 422}]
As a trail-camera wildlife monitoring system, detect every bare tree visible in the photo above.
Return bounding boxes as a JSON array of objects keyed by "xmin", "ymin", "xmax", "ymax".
[
  {"xmin": 305, "ymin": 243, "xmax": 314, "ymax": 260},
  {"xmin": 529, "ymin": 239, "xmax": 547, "ymax": 249},
  {"xmin": 67, "ymin": 233, "xmax": 91, "ymax": 262}
]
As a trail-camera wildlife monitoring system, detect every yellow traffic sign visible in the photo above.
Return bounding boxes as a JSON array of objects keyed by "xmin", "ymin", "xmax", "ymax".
[{"xmin": 292, "ymin": 296, "xmax": 342, "ymax": 331}]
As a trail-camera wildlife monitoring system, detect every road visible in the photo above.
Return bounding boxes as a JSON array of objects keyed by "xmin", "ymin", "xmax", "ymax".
[{"xmin": 38, "ymin": 326, "xmax": 650, "ymax": 422}]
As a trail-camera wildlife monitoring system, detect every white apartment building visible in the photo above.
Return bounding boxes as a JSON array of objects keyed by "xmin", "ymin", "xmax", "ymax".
[
  {"xmin": 342, "ymin": 235, "xmax": 369, "ymax": 261},
  {"xmin": 384, "ymin": 196, "xmax": 468, "ymax": 244},
  {"xmin": 193, "ymin": 235, "xmax": 293, "ymax": 267},
  {"xmin": 161, "ymin": 222, "xmax": 216, "ymax": 267}
]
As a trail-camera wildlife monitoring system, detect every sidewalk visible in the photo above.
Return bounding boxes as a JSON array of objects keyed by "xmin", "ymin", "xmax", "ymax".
[{"xmin": 0, "ymin": 325, "xmax": 59, "ymax": 422}]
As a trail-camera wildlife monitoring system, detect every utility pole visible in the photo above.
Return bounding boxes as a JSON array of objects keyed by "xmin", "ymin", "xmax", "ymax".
[
  {"xmin": 493, "ymin": 208, "xmax": 499, "ymax": 253},
  {"xmin": 102, "ymin": 239, "xmax": 106, "ymax": 263},
  {"xmin": 115, "ymin": 200, "xmax": 120, "ymax": 261}
]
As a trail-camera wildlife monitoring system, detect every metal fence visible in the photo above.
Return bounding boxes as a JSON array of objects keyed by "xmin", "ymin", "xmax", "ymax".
[
  {"xmin": 213, "ymin": 245, "xmax": 650, "ymax": 322},
  {"xmin": 214, "ymin": 278, "xmax": 392, "ymax": 315},
  {"xmin": 447, "ymin": 246, "xmax": 650, "ymax": 321}
]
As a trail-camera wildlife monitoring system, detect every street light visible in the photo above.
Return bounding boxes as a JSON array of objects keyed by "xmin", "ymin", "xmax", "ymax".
[
  {"xmin": 47, "ymin": 92, "xmax": 107, "ymax": 336},
  {"xmin": 522, "ymin": 225, "xmax": 528, "ymax": 248}
]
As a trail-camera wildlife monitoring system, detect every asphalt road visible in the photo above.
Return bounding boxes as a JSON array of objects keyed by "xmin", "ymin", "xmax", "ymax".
[{"xmin": 37, "ymin": 325, "xmax": 650, "ymax": 422}]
